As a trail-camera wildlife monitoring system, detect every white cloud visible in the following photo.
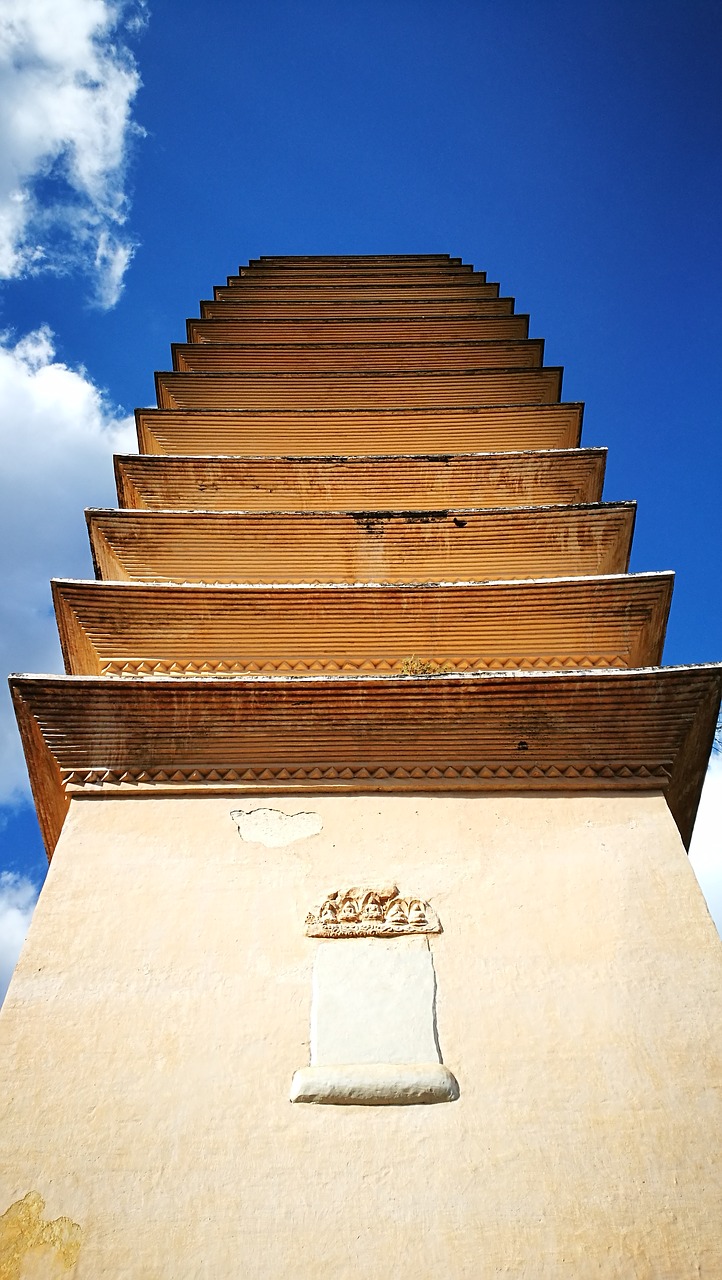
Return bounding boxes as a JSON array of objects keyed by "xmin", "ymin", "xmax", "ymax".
[
  {"xmin": 0, "ymin": 870, "xmax": 39, "ymax": 1003},
  {"xmin": 0, "ymin": 0, "xmax": 144, "ymax": 307},
  {"xmin": 0, "ymin": 325, "xmax": 135, "ymax": 800},
  {"xmin": 94, "ymin": 229, "xmax": 134, "ymax": 309},
  {"xmin": 689, "ymin": 754, "xmax": 722, "ymax": 937}
]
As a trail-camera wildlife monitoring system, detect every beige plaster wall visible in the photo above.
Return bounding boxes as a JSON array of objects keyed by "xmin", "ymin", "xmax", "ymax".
[{"xmin": 1, "ymin": 790, "xmax": 721, "ymax": 1278}]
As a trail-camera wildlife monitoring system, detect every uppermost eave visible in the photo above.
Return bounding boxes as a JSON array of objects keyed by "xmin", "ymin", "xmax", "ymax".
[
  {"xmin": 228, "ymin": 267, "xmax": 481, "ymax": 285},
  {"xmin": 250, "ymin": 254, "xmax": 462, "ymax": 265}
]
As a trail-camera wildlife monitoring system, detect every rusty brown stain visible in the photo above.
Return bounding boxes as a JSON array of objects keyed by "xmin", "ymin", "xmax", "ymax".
[{"xmin": 0, "ymin": 1192, "xmax": 81, "ymax": 1277}]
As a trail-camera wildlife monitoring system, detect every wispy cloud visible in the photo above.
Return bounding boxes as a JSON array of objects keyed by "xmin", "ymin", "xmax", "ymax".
[
  {"xmin": 0, "ymin": 870, "xmax": 39, "ymax": 1002},
  {"xmin": 0, "ymin": 325, "xmax": 135, "ymax": 799},
  {"xmin": 0, "ymin": 0, "xmax": 145, "ymax": 307}
]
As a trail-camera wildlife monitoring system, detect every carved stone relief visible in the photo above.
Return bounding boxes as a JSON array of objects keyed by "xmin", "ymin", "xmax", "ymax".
[
  {"xmin": 292, "ymin": 881, "xmax": 457, "ymax": 1105},
  {"xmin": 305, "ymin": 884, "xmax": 441, "ymax": 938}
]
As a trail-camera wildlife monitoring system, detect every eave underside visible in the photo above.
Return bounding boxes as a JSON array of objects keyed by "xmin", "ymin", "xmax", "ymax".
[
  {"xmin": 52, "ymin": 574, "xmax": 672, "ymax": 678},
  {"xmin": 200, "ymin": 297, "xmax": 517, "ymax": 319},
  {"xmin": 114, "ymin": 449, "xmax": 606, "ymax": 511},
  {"xmin": 186, "ymin": 315, "xmax": 531, "ymax": 343},
  {"xmin": 86, "ymin": 503, "xmax": 635, "ymax": 585},
  {"xmin": 154, "ymin": 367, "xmax": 564, "ymax": 411},
  {"xmin": 11, "ymin": 666, "xmax": 721, "ymax": 858},
  {"xmin": 135, "ymin": 404, "xmax": 584, "ymax": 456}
]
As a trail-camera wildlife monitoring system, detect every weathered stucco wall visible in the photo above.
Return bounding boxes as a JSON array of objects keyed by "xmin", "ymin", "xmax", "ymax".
[{"xmin": 1, "ymin": 790, "xmax": 721, "ymax": 1277}]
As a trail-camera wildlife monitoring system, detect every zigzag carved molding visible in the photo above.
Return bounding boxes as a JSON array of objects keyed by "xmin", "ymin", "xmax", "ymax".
[
  {"xmin": 100, "ymin": 655, "xmax": 627, "ymax": 677},
  {"xmin": 62, "ymin": 760, "xmax": 672, "ymax": 790}
]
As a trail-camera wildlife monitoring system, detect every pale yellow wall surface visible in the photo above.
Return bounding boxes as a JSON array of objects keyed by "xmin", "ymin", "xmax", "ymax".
[{"xmin": 1, "ymin": 790, "xmax": 721, "ymax": 1278}]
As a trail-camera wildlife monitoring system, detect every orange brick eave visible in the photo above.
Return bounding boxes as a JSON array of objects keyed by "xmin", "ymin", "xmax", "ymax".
[{"xmin": 10, "ymin": 664, "xmax": 721, "ymax": 859}]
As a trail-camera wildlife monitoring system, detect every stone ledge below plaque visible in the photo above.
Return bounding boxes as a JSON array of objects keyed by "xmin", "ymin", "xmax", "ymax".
[{"xmin": 289, "ymin": 1063, "xmax": 459, "ymax": 1106}]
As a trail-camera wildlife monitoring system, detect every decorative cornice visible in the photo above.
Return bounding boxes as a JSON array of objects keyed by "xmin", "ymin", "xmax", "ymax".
[
  {"xmin": 10, "ymin": 666, "xmax": 721, "ymax": 858},
  {"xmin": 98, "ymin": 656, "xmax": 628, "ymax": 677},
  {"xmin": 53, "ymin": 573, "xmax": 671, "ymax": 679},
  {"xmin": 60, "ymin": 760, "xmax": 672, "ymax": 789}
]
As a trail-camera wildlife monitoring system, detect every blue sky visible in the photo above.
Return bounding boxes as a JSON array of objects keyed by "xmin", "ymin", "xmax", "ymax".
[{"xmin": 0, "ymin": 0, "xmax": 721, "ymax": 994}]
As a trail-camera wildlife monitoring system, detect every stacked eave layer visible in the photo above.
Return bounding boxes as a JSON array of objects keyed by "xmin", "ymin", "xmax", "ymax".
[
  {"xmin": 11, "ymin": 667, "xmax": 721, "ymax": 856},
  {"xmin": 52, "ymin": 574, "xmax": 673, "ymax": 678},
  {"xmin": 13, "ymin": 253, "xmax": 721, "ymax": 856},
  {"xmin": 114, "ymin": 449, "xmax": 607, "ymax": 511},
  {"xmin": 135, "ymin": 404, "xmax": 585, "ymax": 455},
  {"xmin": 85, "ymin": 503, "xmax": 636, "ymax": 584}
]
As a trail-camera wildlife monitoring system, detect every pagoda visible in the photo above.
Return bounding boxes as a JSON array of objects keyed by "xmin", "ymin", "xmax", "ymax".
[{"xmin": 2, "ymin": 254, "xmax": 722, "ymax": 1275}]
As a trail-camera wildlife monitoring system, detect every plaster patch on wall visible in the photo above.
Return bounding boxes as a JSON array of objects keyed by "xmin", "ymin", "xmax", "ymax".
[
  {"xmin": 311, "ymin": 936, "xmax": 440, "ymax": 1064},
  {"xmin": 0, "ymin": 1192, "xmax": 82, "ymax": 1278},
  {"xmin": 291, "ymin": 936, "xmax": 459, "ymax": 1105},
  {"xmin": 230, "ymin": 807, "xmax": 322, "ymax": 848}
]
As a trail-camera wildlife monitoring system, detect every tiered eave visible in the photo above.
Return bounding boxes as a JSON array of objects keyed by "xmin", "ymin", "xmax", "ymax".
[{"xmin": 12, "ymin": 253, "xmax": 720, "ymax": 859}]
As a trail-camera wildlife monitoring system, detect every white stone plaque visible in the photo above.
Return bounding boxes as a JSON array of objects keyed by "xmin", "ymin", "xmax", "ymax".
[{"xmin": 291, "ymin": 933, "xmax": 458, "ymax": 1106}]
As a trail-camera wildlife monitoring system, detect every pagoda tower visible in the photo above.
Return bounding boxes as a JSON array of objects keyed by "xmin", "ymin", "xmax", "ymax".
[{"xmin": 2, "ymin": 255, "xmax": 722, "ymax": 1275}]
